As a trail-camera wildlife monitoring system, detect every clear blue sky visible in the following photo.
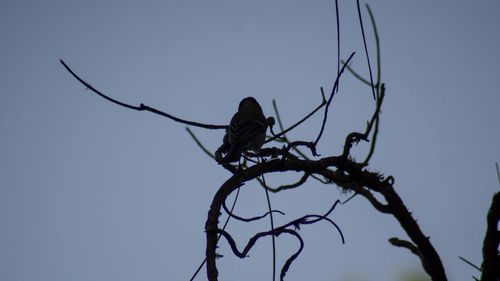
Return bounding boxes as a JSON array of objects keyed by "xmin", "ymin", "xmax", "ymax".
[{"xmin": 1, "ymin": 1, "xmax": 499, "ymax": 280}]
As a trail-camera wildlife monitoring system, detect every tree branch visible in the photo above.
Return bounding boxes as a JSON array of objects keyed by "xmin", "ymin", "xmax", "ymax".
[
  {"xmin": 356, "ymin": 0, "xmax": 376, "ymax": 100},
  {"xmin": 60, "ymin": 59, "xmax": 228, "ymax": 129},
  {"xmin": 222, "ymin": 196, "xmax": 285, "ymax": 223},
  {"xmin": 314, "ymin": 52, "xmax": 356, "ymax": 146},
  {"xmin": 205, "ymin": 163, "xmax": 345, "ymax": 280},
  {"xmin": 389, "ymin": 237, "xmax": 422, "ymax": 259}
]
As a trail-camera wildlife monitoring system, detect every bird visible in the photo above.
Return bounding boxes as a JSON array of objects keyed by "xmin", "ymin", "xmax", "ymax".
[{"xmin": 216, "ymin": 97, "xmax": 268, "ymax": 164}]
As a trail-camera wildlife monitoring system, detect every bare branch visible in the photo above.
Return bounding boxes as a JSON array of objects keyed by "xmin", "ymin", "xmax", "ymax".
[
  {"xmin": 341, "ymin": 61, "xmax": 375, "ymax": 87},
  {"xmin": 206, "ymin": 168, "xmax": 345, "ymax": 281},
  {"xmin": 222, "ymin": 197, "xmax": 285, "ymax": 223},
  {"xmin": 459, "ymin": 256, "xmax": 481, "ymax": 272},
  {"xmin": 356, "ymin": 0, "xmax": 376, "ymax": 100},
  {"xmin": 342, "ymin": 4, "xmax": 382, "ymax": 89},
  {"xmin": 339, "ymin": 84, "xmax": 385, "ymax": 160},
  {"xmin": 215, "ymin": 228, "xmax": 303, "ymax": 281},
  {"xmin": 60, "ymin": 59, "xmax": 228, "ymax": 130},
  {"xmin": 265, "ymin": 93, "xmax": 326, "ymax": 144},
  {"xmin": 366, "ymin": 4, "xmax": 382, "ymax": 88},
  {"xmin": 363, "ymin": 83, "xmax": 385, "ymax": 163},
  {"xmin": 389, "ymin": 237, "xmax": 422, "ymax": 258},
  {"xmin": 185, "ymin": 127, "xmax": 215, "ymax": 159},
  {"xmin": 314, "ymin": 52, "xmax": 356, "ymax": 146}
]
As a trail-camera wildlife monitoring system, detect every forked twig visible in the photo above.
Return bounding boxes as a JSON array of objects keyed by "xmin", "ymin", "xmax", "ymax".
[{"xmin": 314, "ymin": 52, "xmax": 356, "ymax": 146}]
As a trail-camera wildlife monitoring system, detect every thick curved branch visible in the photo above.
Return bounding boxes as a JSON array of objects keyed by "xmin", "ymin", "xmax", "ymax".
[
  {"xmin": 206, "ymin": 169, "xmax": 345, "ymax": 281},
  {"xmin": 206, "ymin": 154, "xmax": 447, "ymax": 281},
  {"xmin": 60, "ymin": 59, "xmax": 228, "ymax": 129},
  {"xmin": 381, "ymin": 185, "xmax": 447, "ymax": 281}
]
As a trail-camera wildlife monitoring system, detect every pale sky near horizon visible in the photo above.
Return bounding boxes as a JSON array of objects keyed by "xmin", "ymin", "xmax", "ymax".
[{"xmin": 1, "ymin": 1, "xmax": 499, "ymax": 281}]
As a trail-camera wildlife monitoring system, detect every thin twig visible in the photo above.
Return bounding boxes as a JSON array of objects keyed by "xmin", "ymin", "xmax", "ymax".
[
  {"xmin": 341, "ymin": 192, "xmax": 358, "ymax": 204},
  {"xmin": 265, "ymin": 93, "xmax": 327, "ymax": 144},
  {"xmin": 363, "ymin": 84, "xmax": 385, "ymax": 163},
  {"xmin": 334, "ymin": 0, "xmax": 340, "ymax": 91},
  {"xmin": 259, "ymin": 162, "xmax": 276, "ymax": 281},
  {"xmin": 186, "ymin": 127, "xmax": 215, "ymax": 159},
  {"xmin": 60, "ymin": 59, "xmax": 227, "ymax": 129},
  {"xmin": 271, "ymin": 100, "xmax": 310, "ymax": 160},
  {"xmin": 215, "ymin": 199, "xmax": 343, "ymax": 259},
  {"xmin": 495, "ymin": 161, "xmax": 500, "ymax": 184},
  {"xmin": 458, "ymin": 256, "xmax": 481, "ymax": 272},
  {"xmin": 340, "ymin": 61, "xmax": 375, "ymax": 87},
  {"xmin": 481, "ymin": 190, "xmax": 500, "ymax": 281},
  {"xmin": 215, "ymin": 228, "xmax": 304, "ymax": 281},
  {"xmin": 366, "ymin": 4, "xmax": 381, "ymax": 88},
  {"xmin": 356, "ymin": 0, "xmax": 376, "ymax": 100},
  {"xmin": 314, "ymin": 52, "xmax": 356, "ymax": 146}
]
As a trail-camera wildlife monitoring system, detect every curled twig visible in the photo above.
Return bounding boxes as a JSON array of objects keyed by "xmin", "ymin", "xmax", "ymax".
[
  {"xmin": 278, "ymin": 230, "xmax": 304, "ymax": 281},
  {"xmin": 222, "ymin": 198, "xmax": 285, "ymax": 223},
  {"xmin": 213, "ymin": 199, "xmax": 343, "ymax": 281},
  {"xmin": 206, "ymin": 167, "xmax": 346, "ymax": 281},
  {"xmin": 341, "ymin": 84, "xmax": 385, "ymax": 160},
  {"xmin": 342, "ymin": 132, "xmax": 369, "ymax": 158},
  {"xmin": 215, "ymin": 228, "xmax": 304, "ymax": 281}
]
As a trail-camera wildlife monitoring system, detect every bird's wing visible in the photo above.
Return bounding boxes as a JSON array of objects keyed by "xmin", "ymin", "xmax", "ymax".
[{"xmin": 228, "ymin": 118, "xmax": 267, "ymax": 145}]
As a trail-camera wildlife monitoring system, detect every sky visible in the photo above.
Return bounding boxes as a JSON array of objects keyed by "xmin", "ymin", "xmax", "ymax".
[{"xmin": 1, "ymin": 0, "xmax": 499, "ymax": 281}]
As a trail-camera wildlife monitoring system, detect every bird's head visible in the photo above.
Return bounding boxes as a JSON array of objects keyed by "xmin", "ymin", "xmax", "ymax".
[{"xmin": 238, "ymin": 96, "xmax": 263, "ymax": 113}]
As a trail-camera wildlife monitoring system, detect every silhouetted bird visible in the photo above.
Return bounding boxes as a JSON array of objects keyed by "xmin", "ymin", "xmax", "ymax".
[{"xmin": 217, "ymin": 97, "xmax": 267, "ymax": 164}]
